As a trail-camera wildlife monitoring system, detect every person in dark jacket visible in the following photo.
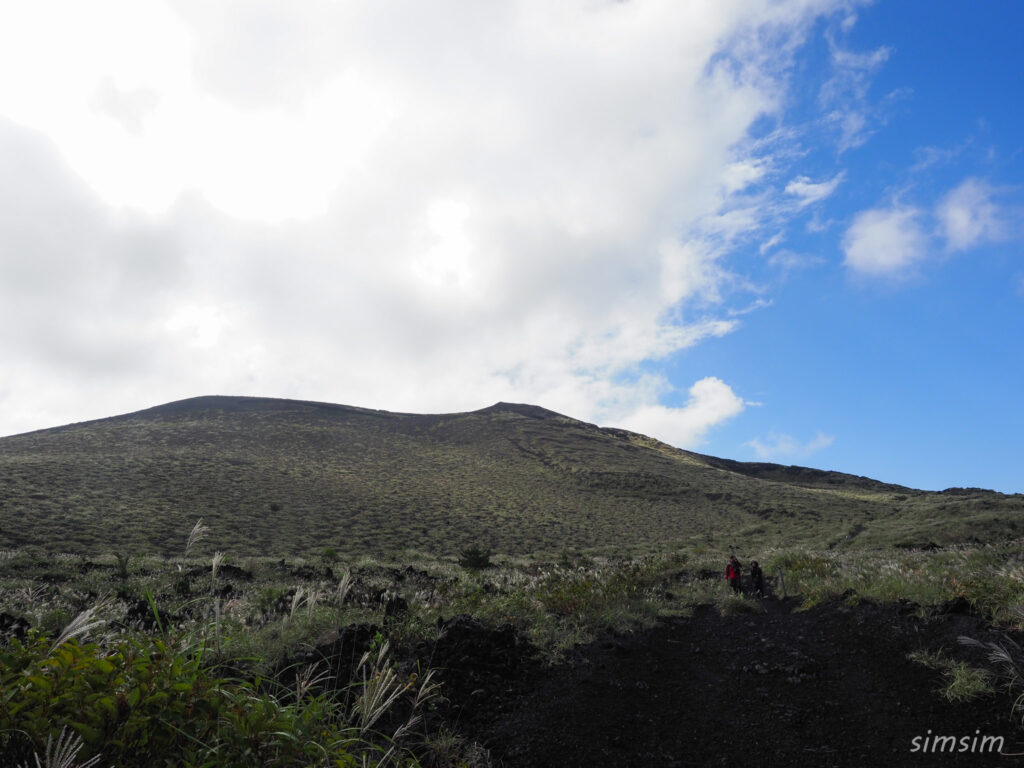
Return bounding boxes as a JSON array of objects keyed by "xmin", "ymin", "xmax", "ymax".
[
  {"xmin": 749, "ymin": 560, "xmax": 765, "ymax": 598},
  {"xmin": 725, "ymin": 555, "xmax": 742, "ymax": 594}
]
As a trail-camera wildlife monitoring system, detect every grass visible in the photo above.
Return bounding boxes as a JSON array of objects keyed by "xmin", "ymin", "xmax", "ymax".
[
  {"xmin": 1, "ymin": 629, "xmax": 438, "ymax": 767},
  {"xmin": 2, "ymin": 405, "xmax": 1024, "ymax": 766},
  {"xmin": 760, "ymin": 544, "xmax": 1024, "ymax": 622},
  {"xmin": 1, "ymin": 396, "xmax": 1022, "ymax": 558},
  {"xmin": 908, "ymin": 649, "xmax": 996, "ymax": 702},
  {"xmin": 719, "ymin": 594, "xmax": 765, "ymax": 615},
  {"xmin": 0, "ymin": 543, "xmax": 657, "ymax": 765},
  {"xmin": 0, "ymin": 549, "xmax": 477, "ymax": 767},
  {"xmin": 5, "ymin": 534, "xmax": 1024, "ymax": 764}
]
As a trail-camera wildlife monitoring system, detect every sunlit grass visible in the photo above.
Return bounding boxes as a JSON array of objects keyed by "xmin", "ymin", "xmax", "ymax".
[
  {"xmin": 2, "ymin": 398, "xmax": 1021, "ymax": 558},
  {"xmin": 908, "ymin": 649, "xmax": 996, "ymax": 702}
]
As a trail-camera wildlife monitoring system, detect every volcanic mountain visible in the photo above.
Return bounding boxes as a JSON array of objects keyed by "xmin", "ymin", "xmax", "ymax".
[{"xmin": 0, "ymin": 396, "xmax": 1020, "ymax": 556}]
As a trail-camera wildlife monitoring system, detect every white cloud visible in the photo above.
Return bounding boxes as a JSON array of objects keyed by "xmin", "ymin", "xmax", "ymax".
[
  {"xmin": 820, "ymin": 36, "xmax": 891, "ymax": 152},
  {"xmin": 758, "ymin": 231, "xmax": 786, "ymax": 255},
  {"xmin": 936, "ymin": 177, "xmax": 1006, "ymax": 251},
  {"xmin": 0, "ymin": 0, "xmax": 857, "ymax": 446},
  {"xmin": 842, "ymin": 205, "xmax": 926, "ymax": 277},
  {"xmin": 613, "ymin": 377, "xmax": 748, "ymax": 448},
  {"xmin": 91, "ymin": 78, "xmax": 160, "ymax": 135},
  {"xmin": 169, "ymin": 0, "xmax": 357, "ymax": 111},
  {"xmin": 785, "ymin": 171, "xmax": 845, "ymax": 208},
  {"xmin": 768, "ymin": 249, "xmax": 825, "ymax": 271},
  {"xmin": 910, "ymin": 142, "xmax": 967, "ymax": 172},
  {"xmin": 805, "ymin": 212, "xmax": 835, "ymax": 233},
  {"xmin": 746, "ymin": 430, "xmax": 834, "ymax": 460},
  {"xmin": 842, "ymin": 177, "xmax": 1015, "ymax": 284},
  {"xmin": 729, "ymin": 298, "xmax": 774, "ymax": 317}
]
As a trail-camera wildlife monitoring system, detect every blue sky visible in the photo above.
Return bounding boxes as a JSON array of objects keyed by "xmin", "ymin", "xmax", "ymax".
[
  {"xmin": 0, "ymin": 1, "xmax": 1021, "ymax": 492},
  {"xmin": 678, "ymin": 1, "xmax": 1024, "ymax": 491}
]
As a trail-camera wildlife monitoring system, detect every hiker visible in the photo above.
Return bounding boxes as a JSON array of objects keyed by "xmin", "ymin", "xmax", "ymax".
[
  {"xmin": 725, "ymin": 555, "xmax": 742, "ymax": 594},
  {"xmin": 749, "ymin": 560, "xmax": 765, "ymax": 598}
]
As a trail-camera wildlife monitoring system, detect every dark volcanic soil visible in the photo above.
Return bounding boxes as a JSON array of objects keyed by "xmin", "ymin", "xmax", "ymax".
[{"xmin": 437, "ymin": 599, "xmax": 1024, "ymax": 767}]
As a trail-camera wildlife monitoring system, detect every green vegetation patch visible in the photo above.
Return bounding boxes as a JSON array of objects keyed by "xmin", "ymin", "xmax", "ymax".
[
  {"xmin": 2, "ymin": 396, "xmax": 1021, "ymax": 557},
  {"xmin": 908, "ymin": 649, "xmax": 995, "ymax": 702}
]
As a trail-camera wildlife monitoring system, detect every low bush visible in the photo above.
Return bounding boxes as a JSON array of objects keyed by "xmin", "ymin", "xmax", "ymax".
[
  {"xmin": 0, "ymin": 631, "xmax": 423, "ymax": 767},
  {"xmin": 457, "ymin": 546, "xmax": 493, "ymax": 571}
]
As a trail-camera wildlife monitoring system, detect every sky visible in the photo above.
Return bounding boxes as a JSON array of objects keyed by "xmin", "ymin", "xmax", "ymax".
[{"xmin": 1, "ymin": 1, "xmax": 1022, "ymax": 493}]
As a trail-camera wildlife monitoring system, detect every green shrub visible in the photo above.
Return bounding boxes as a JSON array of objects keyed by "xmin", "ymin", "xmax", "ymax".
[
  {"xmin": 0, "ymin": 633, "xmax": 365, "ymax": 767},
  {"xmin": 458, "ymin": 546, "xmax": 493, "ymax": 571}
]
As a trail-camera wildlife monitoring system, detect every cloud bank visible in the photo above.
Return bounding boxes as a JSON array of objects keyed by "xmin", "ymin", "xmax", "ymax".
[{"xmin": 0, "ymin": 0, "xmax": 855, "ymax": 447}]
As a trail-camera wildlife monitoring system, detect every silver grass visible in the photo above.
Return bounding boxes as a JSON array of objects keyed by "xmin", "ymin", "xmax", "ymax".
[
  {"xmin": 959, "ymin": 633, "xmax": 1024, "ymax": 713},
  {"xmin": 391, "ymin": 668, "xmax": 442, "ymax": 742},
  {"xmin": 51, "ymin": 606, "xmax": 106, "ymax": 652},
  {"xmin": 337, "ymin": 570, "xmax": 353, "ymax": 604},
  {"xmin": 959, "ymin": 635, "xmax": 1024, "ymax": 675},
  {"xmin": 354, "ymin": 640, "xmax": 408, "ymax": 733},
  {"xmin": 20, "ymin": 726, "xmax": 103, "ymax": 768},
  {"xmin": 295, "ymin": 662, "xmax": 333, "ymax": 700},
  {"xmin": 211, "ymin": 551, "xmax": 225, "ymax": 580},
  {"xmin": 180, "ymin": 518, "xmax": 209, "ymax": 566},
  {"xmin": 16, "ymin": 585, "xmax": 46, "ymax": 605},
  {"xmin": 288, "ymin": 587, "xmax": 306, "ymax": 618}
]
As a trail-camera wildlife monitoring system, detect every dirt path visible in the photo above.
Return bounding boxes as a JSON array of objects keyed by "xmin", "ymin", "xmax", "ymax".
[{"xmin": 450, "ymin": 599, "xmax": 1024, "ymax": 767}]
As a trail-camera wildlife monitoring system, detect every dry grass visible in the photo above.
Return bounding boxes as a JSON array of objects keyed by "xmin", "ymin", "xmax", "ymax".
[{"xmin": 1, "ymin": 396, "xmax": 1021, "ymax": 559}]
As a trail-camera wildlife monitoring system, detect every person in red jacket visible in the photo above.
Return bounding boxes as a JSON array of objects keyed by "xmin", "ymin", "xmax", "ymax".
[{"xmin": 725, "ymin": 555, "xmax": 742, "ymax": 595}]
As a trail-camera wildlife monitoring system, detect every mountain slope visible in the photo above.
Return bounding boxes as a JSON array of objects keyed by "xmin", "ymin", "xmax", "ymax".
[{"xmin": 0, "ymin": 396, "xmax": 1020, "ymax": 556}]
